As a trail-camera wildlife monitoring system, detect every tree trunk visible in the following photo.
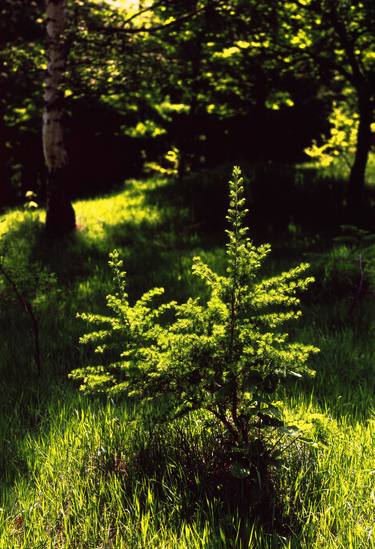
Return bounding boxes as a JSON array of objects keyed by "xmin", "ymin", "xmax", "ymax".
[
  {"xmin": 43, "ymin": 0, "xmax": 75, "ymax": 234},
  {"xmin": 347, "ymin": 92, "xmax": 373, "ymax": 219}
]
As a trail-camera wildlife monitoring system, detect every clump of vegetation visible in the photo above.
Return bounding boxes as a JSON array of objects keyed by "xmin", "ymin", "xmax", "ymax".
[
  {"xmin": 310, "ymin": 225, "xmax": 375, "ymax": 308},
  {"xmin": 71, "ymin": 167, "xmax": 318, "ymax": 523},
  {"xmin": 0, "ymin": 215, "xmax": 58, "ymax": 377},
  {"xmin": 0, "ymin": 174, "xmax": 373, "ymax": 548},
  {"xmin": 304, "ymin": 103, "xmax": 359, "ymax": 170}
]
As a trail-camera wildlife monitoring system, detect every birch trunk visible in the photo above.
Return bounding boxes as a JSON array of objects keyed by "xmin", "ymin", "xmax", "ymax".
[{"xmin": 43, "ymin": 0, "xmax": 75, "ymax": 234}]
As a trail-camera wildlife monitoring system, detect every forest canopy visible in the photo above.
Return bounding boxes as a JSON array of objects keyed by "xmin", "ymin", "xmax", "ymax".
[{"xmin": 1, "ymin": 0, "xmax": 374, "ymax": 232}]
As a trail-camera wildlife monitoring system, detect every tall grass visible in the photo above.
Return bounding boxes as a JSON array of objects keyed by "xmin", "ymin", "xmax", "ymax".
[{"xmin": 0, "ymin": 176, "xmax": 374, "ymax": 547}]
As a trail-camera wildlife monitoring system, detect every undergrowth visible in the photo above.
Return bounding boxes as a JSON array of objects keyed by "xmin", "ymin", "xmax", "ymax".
[{"xmin": 0, "ymin": 174, "xmax": 373, "ymax": 547}]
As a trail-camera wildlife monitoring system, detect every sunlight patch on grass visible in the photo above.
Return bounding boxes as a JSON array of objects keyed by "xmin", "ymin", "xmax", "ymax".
[{"xmin": 75, "ymin": 179, "xmax": 165, "ymax": 243}]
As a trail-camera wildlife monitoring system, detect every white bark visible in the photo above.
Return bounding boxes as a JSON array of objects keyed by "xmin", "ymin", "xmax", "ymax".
[{"xmin": 42, "ymin": 0, "xmax": 68, "ymax": 172}]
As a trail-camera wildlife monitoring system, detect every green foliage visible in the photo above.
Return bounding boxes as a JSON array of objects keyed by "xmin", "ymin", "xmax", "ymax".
[
  {"xmin": 145, "ymin": 147, "xmax": 181, "ymax": 176},
  {"xmin": 71, "ymin": 167, "xmax": 318, "ymax": 447},
  {"xmin": 0, "ymin": 174, "xmax": 374, "ymax": 547},
  {"xmin": 305, "ymin": 103, "xmax": 359, "ymax": 169},
  {"xmin": 0, "ymin": 215, "xmax": 57, "ymax": 307},
  {"xmin": 0, "ymin": 215, "xmax": 59, "ymax": 376},
  {"xmin": 312, "ymin": 225, "xmax": 375, "ymax": 301}
]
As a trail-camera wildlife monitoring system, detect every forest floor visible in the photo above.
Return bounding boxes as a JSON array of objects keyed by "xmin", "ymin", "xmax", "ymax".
[{"xmin": 0, "ymin": 174, "xmax": 374, "ymax": 548}]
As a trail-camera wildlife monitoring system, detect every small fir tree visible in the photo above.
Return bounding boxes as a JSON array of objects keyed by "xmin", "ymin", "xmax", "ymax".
[{"xmin": 70, "ymin": 167, "xmax": 318, "ymax": 450}]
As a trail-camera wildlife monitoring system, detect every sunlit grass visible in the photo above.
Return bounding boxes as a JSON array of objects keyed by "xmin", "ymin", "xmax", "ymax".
[
  {"xmin": 0, "ymin": 390, "xmax": 373, "ymax": 547},
  {"xmin": 299, "ymin": 151, "xmax": 375, "ymax": 185},
  {"xmin": 75, "ymin": 178, "xmax": 165, "ymax": 242},
  {"xmin": 0, "ymin": 174, "xmax": 374, "ymax": 547}
]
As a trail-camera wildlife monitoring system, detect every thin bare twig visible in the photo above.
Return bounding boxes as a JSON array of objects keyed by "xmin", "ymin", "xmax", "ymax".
[
  {"xmin": 0, "ymin": 262, "xmax": 42, "ymax": 376},
  {"xmin": 349, "ymin": 253, "xmax": 365, "ymax": 314}
]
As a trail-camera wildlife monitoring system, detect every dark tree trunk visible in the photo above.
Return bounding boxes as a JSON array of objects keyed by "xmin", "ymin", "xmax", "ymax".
[
  {"xmin": 45, "ymin": 167, "xmax": 75, "ymax": 234},
  {"xmin": 347, "ymin": 92, "xmax": 373, "ymax": 219},
  {"xmin": 253, "ymin": 65, "xmax": 268, "ymax": 162}
]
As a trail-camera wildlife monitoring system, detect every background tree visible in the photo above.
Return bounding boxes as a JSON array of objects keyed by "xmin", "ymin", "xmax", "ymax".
[
  {"xmin": 277, "ymin": 0, "xmax": 375, "ymax": 216},
  {"xmin": 43, "ymin": 0, "xmax": 75, "ymax": 234},
  {"xmin": 2, "ymin": 0, "xmax": 374, "ymax": 231}
]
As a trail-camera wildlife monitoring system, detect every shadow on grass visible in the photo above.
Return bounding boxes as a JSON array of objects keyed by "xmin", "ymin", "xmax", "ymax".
[
  {"xmin": 294, "ymin": 299, "xmax": 375, "ymax": 422},
  {"xmin": 0, "ymin": 181, "xmax": 218, "ymax": 392},
  {"xmin": 0, "ymin": 189, "xmax": 373, "ymax": 549},
  {"xmin": 143, "ymin": 162, "xmax": 375, "ymax": 241},
  {"xmin": 0, "ymin": 172, "xmax": 374, "ymax": 504}
]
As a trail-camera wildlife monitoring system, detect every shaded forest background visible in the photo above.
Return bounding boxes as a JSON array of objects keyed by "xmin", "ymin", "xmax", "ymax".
[{"xmin": 1, "ymin": 0, "xmax": 374, "ymax": 235}]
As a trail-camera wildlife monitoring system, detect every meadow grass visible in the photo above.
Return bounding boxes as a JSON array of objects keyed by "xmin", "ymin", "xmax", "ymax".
[{"xmin": 0, "ymin": 176, "xmax": 374, "ymax": 547}]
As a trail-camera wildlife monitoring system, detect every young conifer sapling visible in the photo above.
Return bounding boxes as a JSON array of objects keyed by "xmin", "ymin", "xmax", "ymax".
[{"xmin": 70, "ymin": 167, "xmax": 318, "ymax": 456}]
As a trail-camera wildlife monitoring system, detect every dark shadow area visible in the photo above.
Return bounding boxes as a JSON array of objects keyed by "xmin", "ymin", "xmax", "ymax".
[
  {"xmin": 143, "ymin": 163, "xmax": 375, "ymax": 244},
  {"xmin": 79, "ymin": 410, "xmax": 306, "ymax": 543},
  {"xmin": 1, "ymin": 95, "xmax": 328, "ymax": 208}
]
